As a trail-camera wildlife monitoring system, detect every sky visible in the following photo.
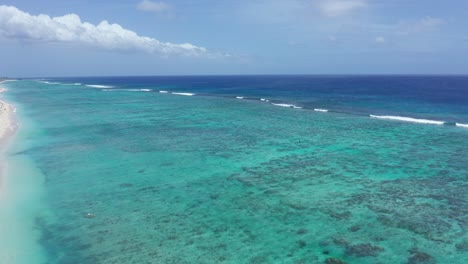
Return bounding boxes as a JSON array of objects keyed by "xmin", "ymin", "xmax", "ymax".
[{"xmin": 0, "ymin": 0, "xmax": 467, "ymax": 77}]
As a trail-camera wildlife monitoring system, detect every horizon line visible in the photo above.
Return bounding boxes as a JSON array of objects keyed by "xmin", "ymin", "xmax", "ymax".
[{"xmin": 12, "ymin": 73, "xmax": 468, "ymax": 79}]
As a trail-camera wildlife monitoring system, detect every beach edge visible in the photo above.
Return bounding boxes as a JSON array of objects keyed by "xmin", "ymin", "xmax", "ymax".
[{"xmin": 0, "ymin": 81, "xmax": 48, "ymax": 264}]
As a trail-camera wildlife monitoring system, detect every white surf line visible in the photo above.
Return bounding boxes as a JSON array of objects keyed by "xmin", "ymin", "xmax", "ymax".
[
  {"xmin": 456, "ymin": 123, "xmax": 468, "ymax": 128},
  {"xmin": 86, "ymin": 84, "xmax": 115, "ymax": 88},
  {"xmin": 236, "ymin": 96, "xmax": 244, "ymax": 99},
  {"xmin": 369, "ymin": 115, "xmax": 444, "ymax": 125},
  {"xmin": 159, "ymin": 90, "xmax": 169, "ymax": 93},
  {"xmin": 314, "ymin": 108, "xmax": 328, "ymax": 112},
  {"xmin": 172, "ymin": 92, "xmax": 194, "ymax": 96},
  {"xmin": 39, "ymin": 81, "xmax": 60, "ymax": 84},
  {"xmin": 271, "ymin": 103, "xmax": 302, "ymax": 109}
]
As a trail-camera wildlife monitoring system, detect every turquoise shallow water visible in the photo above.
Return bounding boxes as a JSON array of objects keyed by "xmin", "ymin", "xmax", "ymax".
[{"xmin": 2, "ymin": 79, "xmax": 468, "ymax": 263}]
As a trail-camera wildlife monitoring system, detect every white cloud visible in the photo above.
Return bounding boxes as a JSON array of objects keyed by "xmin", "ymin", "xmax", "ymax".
[
  {"xmin": 397, "ymin": 16, "xmax": 445, "ymax": 35},
  {"xmin": 416, "ymin": 16, "xmax": 445, "ymax": 29},
  {"xmin": 318, "ymin": 0, "xmax": 367, "ymax": 17},
  {"xmin": 137, "ymin": 0, "xmax": 171, "ymax": 13},
  {"xmin": 375, "ymin": 36, "xmax": 385, "ymax": 43},
  {"xmin": 0, "ymin": 5, "xmax": 207, "ymax": 56}
]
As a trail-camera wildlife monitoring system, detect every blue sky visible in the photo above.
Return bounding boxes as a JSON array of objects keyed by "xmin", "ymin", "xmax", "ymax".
[{"xmin": 0, "ymin": 0, "xmax": 467, "ymax": 77}]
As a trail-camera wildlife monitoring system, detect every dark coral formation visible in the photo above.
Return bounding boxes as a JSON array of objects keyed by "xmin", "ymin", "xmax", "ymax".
[
  {"xmin": 296, "ymin": 240, "xmax": 307, "ymax": 248},
  {"xmin": 324, "ymin": 257, "xmax": 347, "ymax": 264},
  {"xmin": 345, "ymin": 243, "xmax": 384, "ymax": 257},
  {"xmin": 407, "ymin": 249, "xmax": 436, "ymax": 264},
  {"xmin": 346, "ymin": 176, "xmax": 468, "ymax": 244},
  {"xmin": 348, "ymin": 225, "xmax": 360, "ymax": 232},
  {"xmin": 296, "ymin": 228, "xmax": 308, "ymax": 235},
  {"xmin": 455, "ymin": 241, "xmax": 468, "ymax": 251}
]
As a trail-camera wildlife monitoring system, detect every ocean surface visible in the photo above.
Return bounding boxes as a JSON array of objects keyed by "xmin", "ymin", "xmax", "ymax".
[{"xmin": 2, "ymin": 75, "xmax": 468, "ymax": 264}]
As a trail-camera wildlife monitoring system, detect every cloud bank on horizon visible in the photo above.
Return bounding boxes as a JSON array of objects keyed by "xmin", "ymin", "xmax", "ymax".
[{"xmin": 0, "ymin": 5, "xmax": 207, "ymax": 56}]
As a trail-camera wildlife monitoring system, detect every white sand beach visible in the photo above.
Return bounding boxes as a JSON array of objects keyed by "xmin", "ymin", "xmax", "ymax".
[{"xmin": 0, "ymin": 86, "xmax": 18, "ymax": 197}]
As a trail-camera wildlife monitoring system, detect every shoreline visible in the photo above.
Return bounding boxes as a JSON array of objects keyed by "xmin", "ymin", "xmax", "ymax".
[
  {"xmin": 0, "ymin": 86, "xmax": 19, "ymax": 198},
  {"xmin": 0, "ymin": 81, "xmax": 48, "ymax": 264}
]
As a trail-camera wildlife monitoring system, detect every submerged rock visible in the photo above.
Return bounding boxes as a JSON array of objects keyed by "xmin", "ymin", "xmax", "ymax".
[
  {"xmin": 348, "ymin": 225, "xmax": 360, "ymax": 232},
  {"xmin": 328, "ymin": 211, "xmax": 351, "ymax": 220},
  {"xmin": 325, "ymin": 258, "xmax": 346, "ymax": 264},
  {"xmin": 296, "ymin": 228, "xmax": 308, "ymax": 235},
  {"xmin": 345, "ymin": 243, "xmax": 384, "ymax": 257},
  {"xmin": 455, "ymin": 241, "xmax": 468, "ymax": 251},
  {"xmin": 407, "ymin": 250, "xmax": 435, "ymax": 264},
  {"xmin": 296, "ymin": 240, "xmax": 307, "ymax": 248},
  {"xmin": 332, "ymin": 237, "xmax": 349, "ymax": 246}
]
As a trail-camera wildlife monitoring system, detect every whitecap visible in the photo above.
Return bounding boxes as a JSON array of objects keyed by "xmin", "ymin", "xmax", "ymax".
[
  {"xmin": 102, "ymin": 89, "xmax": 148, "ymax": 92},
  {"xmin": 369, "ymin": 115, "xmax": 444, "ymax": 125},
  {"xmin": 172, "ymin": 92, "xmax": 194, "ymax": 96},
  {"xmin": 272, "ymin": 103, "xmax": 302, "ymax": 109},
  {"xmin": 456, "ymin": 123, "xmax": 468, "ymax": 128},
  {"xmin": 39, "ymin": 81, "xmax": 60, "ymax": 84},
  {"xmin": 86, "ymin": 84, "xmax": 115, "ymax": 88},
  {"xmin": 159, "ymin": 90, "xmax": 169, "ymax": 93},
  {"xmin": 314, "ymin": 108, "xmax": 328, "ymax": 112},
  {"xmin": 236, "ymin": 96, "xmax": 244, "ymax": 99}
]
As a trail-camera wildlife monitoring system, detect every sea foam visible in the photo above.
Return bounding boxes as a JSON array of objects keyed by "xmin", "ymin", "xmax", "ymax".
[
  {"xmin": 86, "ymin": 85, "xmax": 115, "ymax": 88},
  {"xmin": 272, "ymin": 103, "xmax": 302, "ymax": 109},
  {"xmin": 370, "ymin": 115, "xmax": 444, "ymax": 125},
  {"xmin": 105, "ymin": 89, "xmax": 151, "ymax": 92},
  {"xmin": 172, "ymin": 92, "xmax": 195, "ymax": 96},
  {"xmin": 456, "ymin": 123, "xmax": 468, "ymax": 128},
  {"xmin": 159, "ymin": 90, "xmax": 169, "ymax": 93},
  {"xmin": 39, "ymin": 81, "xmax": 60, "ymax": 84},
  {"xmin": 314, "ymin": 108, "xmax": 328, "ymax": 112},
  {"xmin": 236, "ymin": 96, "xmax": 244, "ymax": 99}
]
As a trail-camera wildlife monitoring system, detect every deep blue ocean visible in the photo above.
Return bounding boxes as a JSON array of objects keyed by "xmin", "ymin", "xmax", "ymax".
[{"xmin": 2, "ymin": 75, "xmax": 468, "ymax": 264}]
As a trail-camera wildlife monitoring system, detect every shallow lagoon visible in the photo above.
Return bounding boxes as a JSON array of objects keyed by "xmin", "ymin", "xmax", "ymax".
[{"xmin": 4, "ymin": 77, "xmax": 468, "ymax": 263}]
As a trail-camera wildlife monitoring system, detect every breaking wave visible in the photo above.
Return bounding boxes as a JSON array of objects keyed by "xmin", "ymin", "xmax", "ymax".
[
  {"xmin": 272, "ymin": 103, "xmax": 302, "ymax": 109},
  {"xmin": 314, "ymin": 108, "xmax": 328, "ymax": 112},
  {"xmin": 369, "ymin": 115, "xmax": 444, "ymax": 125},
  {"xmin": 86, "ymin": 84, "xmax": 115, "ymax": 88},
  {"xmin": 172, "ymin": 92, "xmax": 195, "ymax": 96}
]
